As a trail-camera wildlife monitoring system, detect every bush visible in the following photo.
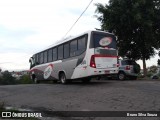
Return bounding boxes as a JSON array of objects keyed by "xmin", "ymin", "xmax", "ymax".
[
  {"xmin": 0, "ymin": 71, "xmax": 17, "ymax": 85},
  {"xmin": 146, "ymin": 72, "xmax": 153, "ymax": 78},
  {"xmin": 18, "ymin": 75, "xmax": 33, "ymax": 84},
  {"xmin": 0, "ymin": 71, "xmax": 33, "ymax": 85}
]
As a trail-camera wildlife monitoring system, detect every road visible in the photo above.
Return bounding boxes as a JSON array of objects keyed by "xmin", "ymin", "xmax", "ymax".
[{"xmin": 0, "ymin": 80, "xmax": 160, "ymax": 120}]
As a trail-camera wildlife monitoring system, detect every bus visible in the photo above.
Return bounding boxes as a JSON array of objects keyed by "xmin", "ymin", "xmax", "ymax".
[{"xmin": 29, "ymin": 30, "xmax": 118, "ymax": 84}]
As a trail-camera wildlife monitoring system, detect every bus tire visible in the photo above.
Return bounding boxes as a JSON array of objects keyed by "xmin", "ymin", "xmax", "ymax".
[
  {"xmin": 59, "ymin": 72, "xmax": 67, "ymax": 84},
  {"xmin": 118, "ymin": 72, "xmax": 126, "ymax": 80},
  {"xmin": 32, "ymin": 75, "xmax": 40, "ymax": 84}
]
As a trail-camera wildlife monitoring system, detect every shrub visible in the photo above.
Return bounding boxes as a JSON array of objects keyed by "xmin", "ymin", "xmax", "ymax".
[
  {"xmin": 19, "ymin": 75, "xmax": 33, "ymax": 84},
  {"xmin": 0, "ymin": 71, "xmax": 17, "ymax": 85},
  {"xmin": 146, "ymin": 72, "xmax": 153, "ymax": 78}
]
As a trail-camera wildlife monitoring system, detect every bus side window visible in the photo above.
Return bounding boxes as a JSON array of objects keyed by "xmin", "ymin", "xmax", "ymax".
[
  {"xmin": 58, "ymin": 45, "xmax": 63, "ymax": 60},
  {"xmin": 36, "ymin": 54, "xmax": 39, "ymax": 65},
  {"xmin": 48, "ymin": 49, "xmax": 53, "ymax": 62},
  {"xmin": 44, "ymin": 51, "xmax": 48, "ymax": 63},
  {"xmin": 77, "ymin": 36, "xmax": 86, "ymax": 55},
  {"xmin": 53, "ymin": 47, "xmax": 57, "ymax": 61},
  {"xmin": 40, "ymin": 52, "xmax": 44, "ymax": 64},
  {"xmin": 70, "ymin": 40, "xmax": 77, "ymax": 57},
  {"xmin": 64, "ymin": 43, "xmax": 69, "ymax": 59}
]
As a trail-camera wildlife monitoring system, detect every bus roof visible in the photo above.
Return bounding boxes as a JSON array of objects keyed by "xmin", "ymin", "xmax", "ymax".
[{"xmin": 33, "ymin": 30, "xmax": 114, "ymax": 55}]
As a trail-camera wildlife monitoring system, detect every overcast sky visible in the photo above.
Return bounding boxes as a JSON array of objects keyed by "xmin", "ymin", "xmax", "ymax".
[{"xmin": 0, "ymin": 0, "xmax": 159, "ymax": 71}]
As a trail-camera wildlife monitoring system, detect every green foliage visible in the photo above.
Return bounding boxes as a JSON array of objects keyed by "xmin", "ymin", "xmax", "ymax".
[
  {"xmin": 146, "ymin": 65, "xmax": 159, "ymax": 79},
  {"xmin": 146, "ymin": 72, "xmax": 153, "ymax": 78},
  {"xmin": 0, "ymin": 71, "xmax": 17, "ymax": 85},
  {"xmin": 0, "ymin": 71, "xmax": 33, "ymax": 85},
  {"xmin": 148, "ymin": 65, "xmax": 158, "ymax": 73},
  {"xmin": 18, "ymin": 75, "xmax": 33, "ymax": 84},
  {"xmin": 134, "ymin": 64, "xmax": 141, "ymax": 73},
  {"xmin": 95, "ymin": 0, "xmax": 160, "ymax": 76}
]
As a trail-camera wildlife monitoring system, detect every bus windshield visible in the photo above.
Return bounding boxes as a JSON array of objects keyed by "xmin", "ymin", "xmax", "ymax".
[
  {"xmin": 91, "ymin": 32, "xmax": 116, "ymax": 49},
  {"xmin": 90, "ymin": 32, "xmax": 117, "ymax": 56},
  {"xmin": 29, "ymin": 55, "xmax": 35, "ymax": 69}
]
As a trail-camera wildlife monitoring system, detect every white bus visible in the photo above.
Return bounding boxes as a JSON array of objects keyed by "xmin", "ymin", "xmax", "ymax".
[{"xmin": 29, "ymin": 30, "xmax": 118, "ymax": 84}]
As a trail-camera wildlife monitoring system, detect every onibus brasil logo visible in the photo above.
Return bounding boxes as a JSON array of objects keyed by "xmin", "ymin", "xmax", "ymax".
[{"xmin": 1, "ymin": 112, "xmax": 42, "ymax": 118}]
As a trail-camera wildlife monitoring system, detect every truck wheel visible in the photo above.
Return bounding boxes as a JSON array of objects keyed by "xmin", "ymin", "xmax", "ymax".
[{"xmin": 118, "ymin": 72, "xmax": 126, "ymax": 80}]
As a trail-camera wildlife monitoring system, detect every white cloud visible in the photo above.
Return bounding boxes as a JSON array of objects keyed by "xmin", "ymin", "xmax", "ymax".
[
  {"xmin": 137, "ymin": 53, "xmax": 159, "ymax": 69},
  {"xmin": 0, "ymin": 0, "xmax": 108, "ymax": 70},
  {"xmin": 0, "ymin": 53, "xmax": 30, "ymax": 71}
]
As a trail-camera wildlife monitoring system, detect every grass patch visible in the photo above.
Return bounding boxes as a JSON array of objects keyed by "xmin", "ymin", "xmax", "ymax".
[{"xmin": 18, "ymin": 75, "xmax": 34, "ymax": 84}]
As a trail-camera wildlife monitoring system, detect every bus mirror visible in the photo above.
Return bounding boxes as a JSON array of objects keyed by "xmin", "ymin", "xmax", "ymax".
[{"xmin": 29, "ymin": 57, "xmax": 33, "ymax": 63}]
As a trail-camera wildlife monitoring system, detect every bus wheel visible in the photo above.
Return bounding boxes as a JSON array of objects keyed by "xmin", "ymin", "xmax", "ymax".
[
  {"xmin": 33, "ymin": 77, "xmax": 40, "ymax": 84},
  {"xmin": 60, "ymin": 72, "xmax": 67, "ymax": 84},
  {"xmin": 118, "ymin": 72, "xmax": 126, "ymax": 80},
  {"xmin": 32, "ymin": 75, "xmax": 39, "ymax": 84}
]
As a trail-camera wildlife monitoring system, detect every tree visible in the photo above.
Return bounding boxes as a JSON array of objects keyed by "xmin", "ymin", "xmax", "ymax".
[
  {"xmin": 95, "ymin": 0, "xmax": 160, "ymax": 76},
  {"xmin": 147, "ymin": 65, "xmax": 158, "ymax": 73},
  {"xmin": 1, "ymin": 71, "xmax": 16, "ymax": 85}
]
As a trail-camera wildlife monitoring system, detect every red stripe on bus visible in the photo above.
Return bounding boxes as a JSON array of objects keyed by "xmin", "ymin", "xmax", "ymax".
[
  {"xmin": 30, "ymin": 69, "xmax": 42, "ymax": 73},
  {"xmin": 94, "ymin": 54, "xmax": 117, "ymax": 58}
]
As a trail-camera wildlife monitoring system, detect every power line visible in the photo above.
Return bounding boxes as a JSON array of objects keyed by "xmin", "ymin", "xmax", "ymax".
[{"xmin": 63, "ymin": 0, "xmax": 94, "ymax": 38}]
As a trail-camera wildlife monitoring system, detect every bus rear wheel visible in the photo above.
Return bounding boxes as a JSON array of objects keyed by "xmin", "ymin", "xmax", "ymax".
[{"xmin": 59, "ymin": 72, "xmax": 67, "ymax": 84}]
